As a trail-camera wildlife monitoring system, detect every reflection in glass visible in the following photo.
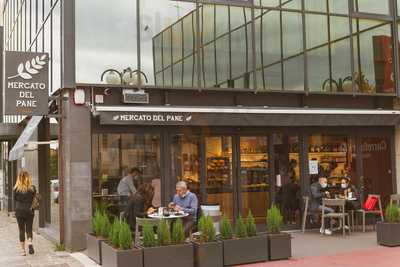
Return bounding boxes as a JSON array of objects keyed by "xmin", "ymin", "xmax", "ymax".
[
  {"xmin": 282, "ymin": 0, "xmax": 302, "ymax": 10},
  {"xmin": 264, "ymin": 63, "xmax": 282, "ymax": 90},
  {"xmin": 240, "ymin": 137, "xmax": 269, "ymax": 224},
  {"xmin": 331, "ymin": 39, "xmax": 353, "ymax": 92},
  {"xmin": 355, "ymin": 0, "xmax": 389, "ymax": 15},
  {"xmin": 330, "ymin": 16, "xmax": 350, "ymax": 41},
  {"xmin": 206, "ymin": 137, "xmax": 233, "ymax": 220},
  {"xmin": 282, "ymin": 12, "xmax": 303, "ymax": 57},
  {"xmin": 308, "ymin": 47, "xmax": 330, "ymax": 92},
  {"xmin": 306, "ymin": 14, "xmax": 328, "ymax": 48},
  {"xmin": 261, "ymin": 10, "xmax": 281, "ymax": 66},
  {"xmin": 284, "ymin": 55, "xmax": 304, "ymax": 91},
  {"xmin": 329, "ymin": 0, "xmax": 349, "ymax": 14},
  {"xmin": 353, "ymin": 21, "xmax": 393, "ymax": 94},
  {"xmin": 305, "ymin": 0, "xmax": 327, "ymax": 12}
]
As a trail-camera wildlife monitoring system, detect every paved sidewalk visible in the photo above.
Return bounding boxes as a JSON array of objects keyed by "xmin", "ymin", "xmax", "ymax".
[{"xmin": 0, "ymin": 212, "xmax": 83, "ymax": 267}]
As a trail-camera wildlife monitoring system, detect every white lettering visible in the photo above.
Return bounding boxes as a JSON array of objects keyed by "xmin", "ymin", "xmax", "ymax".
[{"xmin": 8, "ymin": 82, "xmax": 46, "ymax": 90}]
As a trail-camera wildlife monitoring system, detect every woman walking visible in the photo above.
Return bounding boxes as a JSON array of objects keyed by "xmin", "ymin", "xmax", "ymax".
[{"xmin": 14, "ymin": 171, "xmax": 36, "ymax": 256}]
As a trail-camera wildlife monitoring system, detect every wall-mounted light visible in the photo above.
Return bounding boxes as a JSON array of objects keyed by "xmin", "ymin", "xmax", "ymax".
[{"xmin": 74, "ymin": 88, "xmax": 86, "ymax": 105}]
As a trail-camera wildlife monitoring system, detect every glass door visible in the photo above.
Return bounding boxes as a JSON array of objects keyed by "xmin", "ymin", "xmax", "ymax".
[
  {"xmin": 205, "ymin": 136, "xmax": 234, "ymax": 221},
  {"xmin": 239, "ymin": 136, "xmax": 269, "ymax": 225}
]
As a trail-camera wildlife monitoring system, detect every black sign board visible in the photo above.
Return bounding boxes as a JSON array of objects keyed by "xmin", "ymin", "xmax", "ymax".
[{"xmin": 3, "ymin": 51, "xmax": 49, "ymax": 115}]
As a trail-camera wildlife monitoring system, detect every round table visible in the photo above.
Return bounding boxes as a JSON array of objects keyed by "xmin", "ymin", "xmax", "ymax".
[{"xmin": 148, "ymin": 212, "xmax": 189, "ymax": 220}]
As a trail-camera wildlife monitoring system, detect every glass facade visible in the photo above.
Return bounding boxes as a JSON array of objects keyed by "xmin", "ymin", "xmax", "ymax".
[{"xmin": 72, "ymin": 0, "xmax": 399, "ymax": 95}]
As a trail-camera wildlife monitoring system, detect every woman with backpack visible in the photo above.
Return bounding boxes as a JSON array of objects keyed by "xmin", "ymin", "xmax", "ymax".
[{"xmin": 14, "ymin": 171, "xmax": 37, "ymax": 256}]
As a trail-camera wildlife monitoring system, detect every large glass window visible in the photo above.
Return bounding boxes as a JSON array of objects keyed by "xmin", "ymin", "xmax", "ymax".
[
  {"xmin": 354, "ymin": 0, "xmax": 390, "ymax": 15},
  {"xmin": 76, "ymin": 0, "xmax": 137, "ymax": 83}
]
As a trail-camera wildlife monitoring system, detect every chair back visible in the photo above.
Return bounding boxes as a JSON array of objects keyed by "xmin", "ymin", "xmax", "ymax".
[
  {"xmin": 323, "ymin": 198, "xmax": 346, "ymax": 213},
  {"xmin": 134, "ymin": 217, "xmax": 159, "ymax": 247},
  {"xmin": 363, "ymin": 194, "xmax": 383, "ymax": 212},
  {"xmin": 201, "ymin": 204, "xmax": 221, "ymax": 233},
  {"xmin": 390, "ymin": 194, "xmax": 400, "ymax": 206}
]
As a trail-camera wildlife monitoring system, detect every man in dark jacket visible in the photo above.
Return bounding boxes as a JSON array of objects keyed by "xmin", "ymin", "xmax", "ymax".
[{"xmin": 310, "ymin": 177, "xmax": 334, "ymax": 235}]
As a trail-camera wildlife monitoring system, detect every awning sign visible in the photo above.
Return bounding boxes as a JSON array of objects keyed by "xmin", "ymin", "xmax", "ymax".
[{"xmin": 4, "ymin": 51, "xmax": 49, "ymax": 115}]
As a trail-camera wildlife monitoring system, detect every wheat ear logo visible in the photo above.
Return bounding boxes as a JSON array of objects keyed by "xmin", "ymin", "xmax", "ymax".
[{"xmin": 8, "ymin": 55, "xmax": 47, "ymax": 80}]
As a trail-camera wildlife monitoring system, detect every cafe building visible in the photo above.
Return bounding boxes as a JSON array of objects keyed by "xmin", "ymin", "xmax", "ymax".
[{"xmin": 3, "ymin": 0, "xmax": 400, "ymax": 251}]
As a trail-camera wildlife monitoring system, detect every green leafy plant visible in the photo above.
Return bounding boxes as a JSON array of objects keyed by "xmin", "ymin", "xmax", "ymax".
[
  {"xmin": 91, "ymin": 210, "xmax": 103, "ymax": 237},
  {"xmin": 54, "ymin": 243, "xmax": 65, "ymax": 252},
  {"xmin": 157, "ymin": 220, "xmax": 171, "ymax": 246},
  {"xmin": 267, "ymin": 205, "xmax": 283, "ymax": 234},
  {"xmin": 220, "ymin": 215, "xmax": 233, "ymax": 240},
  {"xmin": 235, "ymin": 214, "xmax": 247, "ymax": 238},
  {"xmin": 246, "ymin": 211, "xmax": 257, "ymax": 237},
  {"xmin": 110, "ymin": 219, "xmax": 121, "ymax": 248},
  {"xmin": 94, "ymin": 200, "xmax": 111, "ymax": 215},
  {"xmin": 385, "ymin": 203, "xmax": 400, "ymax": 223},
  {"xmin": 119, "ymin": 221, "xmax": 133, "ymax": 250},
  {"xmin": 172, "ymin": 218, "xmax": 185, "ymax": 245},
  {"xmin": 142, "ymin": 223, "xmax": 157, "ymax": 248},
  {"xmin": 198, "ymin": 215, "xmax": 216, "ymax": 242}
]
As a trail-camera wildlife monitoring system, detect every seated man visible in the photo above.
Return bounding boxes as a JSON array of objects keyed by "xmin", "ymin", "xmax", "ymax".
[
  {"xmin": 170, "ymin": 181, "xmax": 198, "ymax": 236},
  {"xmin": 310, "ymin": 177, "xmax": 334, "ymax": 235},
  {"xmin": 340, "ymin": 178, "xmax": 361, "ymax": 211}
]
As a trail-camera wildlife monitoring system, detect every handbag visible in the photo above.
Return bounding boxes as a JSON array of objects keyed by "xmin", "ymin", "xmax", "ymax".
[
  {"xmin": 363, "ymin": 195, "xmax": 378, "ymax": 211},
  {"xmin": 31, "ymin": 186, "xmax": 42, "ymax": 210}
]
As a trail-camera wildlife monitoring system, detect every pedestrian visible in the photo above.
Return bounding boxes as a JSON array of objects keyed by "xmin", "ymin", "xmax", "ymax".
[{"xmin": 14, "ymin": 171, "xmax": 37, "ymax": 256}]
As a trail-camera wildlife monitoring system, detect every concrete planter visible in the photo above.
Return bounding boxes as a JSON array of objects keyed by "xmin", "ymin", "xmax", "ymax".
[
  {"xmin": 193, "ymin": 241, "xmax": 223, "ymax": 267},
  {"xmin": 377, "ymin": 222, "xmax": 400, "ymax": 247},
  {"xmin": 85, "ymin": 233, "xmax": 106, "ymax": 264},
  {"xmin": 268, "ymin": 233, "xmax": 291, "ymax": 260},
  {"xmin": 143, "ymin": 243, "xmax": 194, "ymax": 267},
  {"xmin": 101, "ymin": 242, "xmax": 143, "ymax": 267},
  {"xmin": 222, "ymin": 235, "xmax": 269, "ymax": 266}
]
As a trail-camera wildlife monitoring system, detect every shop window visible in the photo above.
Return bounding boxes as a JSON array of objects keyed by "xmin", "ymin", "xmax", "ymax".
[
  {"xmin": 305, "ymin": 0, "xmax": 327, "ymax": 13},
  {"xmin": 328, "ymin": 0, "xmax": 349, "ymax": 15},
  {"xmin": 354, "ymin": 0, "xmax": 389, "ymax": 15},
  {"xmin": 306, "ymin": 14, "xmax": 328, "ymax": 49},
  {"xmin": 282, "ymin": 11, "xmax": 303, "ymax": 58},
  {"xmin": 308, "ymin": 47, "xmax": 330, "ymax": 92},
  {"xmin": 283, "ymin": 55, "xmax": 304, "ymax": 91}
]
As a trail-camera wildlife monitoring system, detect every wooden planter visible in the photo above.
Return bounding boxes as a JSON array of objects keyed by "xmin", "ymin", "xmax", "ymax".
[
  {"xmin": 101, "ymin": 242, "xmax": 143, "ymax": 267},
  {"xmin": 85, "ymin": 233, "xmax": 106, "ymax": 264},
  {"xmin": 142, "ymin": 243, "xmax": 194, "ymax": 267},
  {"xmin": 377, "ymin": 222, "xmax": 400, "ymax": 247},
  {"xmin": 222, "ymin": 235, "xmax": 269, "ymax": 266},
  {"xmin": 193, "ymin": 241, "xmax": 223, "ymax": 267},
  {"xmin": 268, "ymin": 233, "xmax": 292, "ymax": 260}
]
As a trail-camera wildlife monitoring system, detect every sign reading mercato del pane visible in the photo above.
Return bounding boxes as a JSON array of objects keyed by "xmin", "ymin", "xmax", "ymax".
[{"xmin": 4, "ymin": 51, "xmax": 49, "ymax": 115}]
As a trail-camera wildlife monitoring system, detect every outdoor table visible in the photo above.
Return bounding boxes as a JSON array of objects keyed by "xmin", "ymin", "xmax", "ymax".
[{"xmin": 148, "ymin": 211, "xmax": 189, "ymax": 220}]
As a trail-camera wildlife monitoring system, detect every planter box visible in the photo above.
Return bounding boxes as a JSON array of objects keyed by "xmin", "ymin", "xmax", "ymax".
[
  {"xmin": 268, "ymin": 233, "xmax": 291, "ymax": 260},
  {"xmin": 377, "ymin": 222, "xmax": 400, "ymax": 247},
  {"xmin": 85, "ymin": 233, "xmax": 106, "ymax": 264},
  {"xmin": 222, "ymin": 235, "xmax": 269, "ymax": 266},
  {"xmin": 143, "ymin": 243, "xmax": 194, "ymax": 267},
  {"xmin": 101, "ymin": 242, "xmax": 143, "ymax": 267},
  {"xmin": 193, "ymin": 241, "xmax": 223, "ymax": 267}
]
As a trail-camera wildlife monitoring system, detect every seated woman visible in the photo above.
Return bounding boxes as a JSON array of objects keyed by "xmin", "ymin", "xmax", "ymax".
[
  {"xmin": 124, "ymin": 183, "xmax": 156, "ymax": 231},
  {"xmin": 340, "ymin": 178, "xmax": 361, "ymax": 210}
]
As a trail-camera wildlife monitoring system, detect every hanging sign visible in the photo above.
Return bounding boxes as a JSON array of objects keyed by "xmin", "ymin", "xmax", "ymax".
[
  {"xmin": 309, "ymin": 160, "xmax": 319, "ymax": 175},
  {"xmin": 3, "ymin": 51, "xmax": 49, "ymax": 115}
]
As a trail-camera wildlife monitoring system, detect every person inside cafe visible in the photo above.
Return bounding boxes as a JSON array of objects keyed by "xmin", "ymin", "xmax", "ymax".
[
  {"xmin": 117, "ymin": 167, "xmax": 143, "ymax": 197},
  {"xmin": 340, "ymin": 177, "xmax": 360, "ymax": 211},
  {"xmin": 124, "ymin": 183, "xmax": 156, "ymax": 231},
  {"xmin": 310, "ymin": 177, "xmax": 333, "ymax": 235},
  {"xmin": 169, "ymin": 181, "xmax": 198, "ymax": 236}
]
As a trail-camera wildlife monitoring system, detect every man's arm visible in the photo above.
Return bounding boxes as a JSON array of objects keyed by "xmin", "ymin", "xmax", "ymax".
[
  {"xmin": 182, "ymin": 194, "xmax": 198, "ymax": 215},
  {"xmin": 310, "ymin": 184, "xmax": 324, "ymax": 199}
]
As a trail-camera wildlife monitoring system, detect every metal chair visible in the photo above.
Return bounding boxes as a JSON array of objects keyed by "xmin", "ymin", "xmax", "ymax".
[
  {"xmin": 201, "ymin": 204, "xmax": 221, "ymax": 234},
  {"xmin": 134, "ymin": 217, "xmax": 159, "ymax": 247},
  {"xmin": 355, "ymin": 194, "xmax": 384, "ymax": 232},
  {"xmin": 301, "ymin": 196, "xmax": 319, "ymax": 233},
  {"xmin": 390, "ymin": 194, "xmax": 400, "ymax": 206},
  {"xmin": 321, "ymin": 198, "xmax": 351, "ymax": 237}
]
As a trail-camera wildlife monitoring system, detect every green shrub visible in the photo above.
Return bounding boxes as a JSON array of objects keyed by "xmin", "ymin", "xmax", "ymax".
[
  {"xmin": 119, "ymin": 221, "xmax": 133, "ymax": 250},
  {"xmin": 246, "ymin": 211, "xmax": 257, "ymax": 237},
  {"xmin": 267, "ymin": 205, "xmax": 283, "ymax": 234},
  {"xmin": 110, "ymin": 219, "xmax": 121, "ymax": 248},
  {"xmin": 198, "ymin": 215, "xmax": 216, "ymax": 242},
  {"xmin": 235, "ymin": 215, "xmax": 247, "ymax": 238},
  {"xmin": 157, "ymin": 220, "xmax": 171, "ymax": 246},
  {"xmin": 385, "ymin": 203, "xmax": 400, "ymax": 223},
  {"xmin": 142, "ymin": 223, "xmax": 157, "ymax": 248},
  {"xmin": 172, "ymin": 219, "xmax": 185, "ymax": 245},
  {"xmin": 99, "ymin": 213, "xmax": 111, "ymax": 239},
  {"xmin": 91, "ymin": 210, "xmax": 103, "ymax": 236},
  {"xmin": 220, "ymin": 215, "xmax": 233, "ymax": 240}
]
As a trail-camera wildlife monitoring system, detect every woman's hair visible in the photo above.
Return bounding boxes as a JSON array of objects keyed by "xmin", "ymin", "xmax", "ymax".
[
  {"xmin": 14, "ymin": 171, "xmax": 33, "ymax": 193},
  {"xmin": 137, "ymin": 183, "xmax": 155, "ymax": 209}
]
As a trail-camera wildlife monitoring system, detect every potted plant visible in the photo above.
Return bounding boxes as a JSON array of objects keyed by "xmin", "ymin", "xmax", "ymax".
[
  {"xmin": 102, "ymin": 219, "xmax": 144, "ymax": 267},
  {"xmin": 142, "ymin": 219, "xmax": 194, "ymax": 267},
  {"xmin": 267, "ymin": 205, "xmax": 291, "ymax": 260},
  {"xmin": 222, "ymin": 212, "xmax": 269, "ymax": 266},
  {"xmin": 86, "ymin": 210, "xmax": 110, "ymax": 264},
  {"xmin": 193, "ymin": 215, "xmax": 223, "ymax": 267},
  {"xmin": 377, "ymin": 203, "xmax": 400, "ymax": 247}
]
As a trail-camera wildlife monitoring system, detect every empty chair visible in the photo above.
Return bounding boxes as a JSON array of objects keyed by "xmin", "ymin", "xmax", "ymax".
[
  {"xmin": 321, "ymin": 198, "xmax": 351, "ymax": 237},
  {"xmin": 390, "ymin": 194, "xmax": 400, "ymax": 206},
  {"xmin": 135, "ymin": 217, "xmax": 159, "ymax": 247},
  {"xmin": 355, "ymin": 194, "xmax": 384, "ymax": 232}
]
